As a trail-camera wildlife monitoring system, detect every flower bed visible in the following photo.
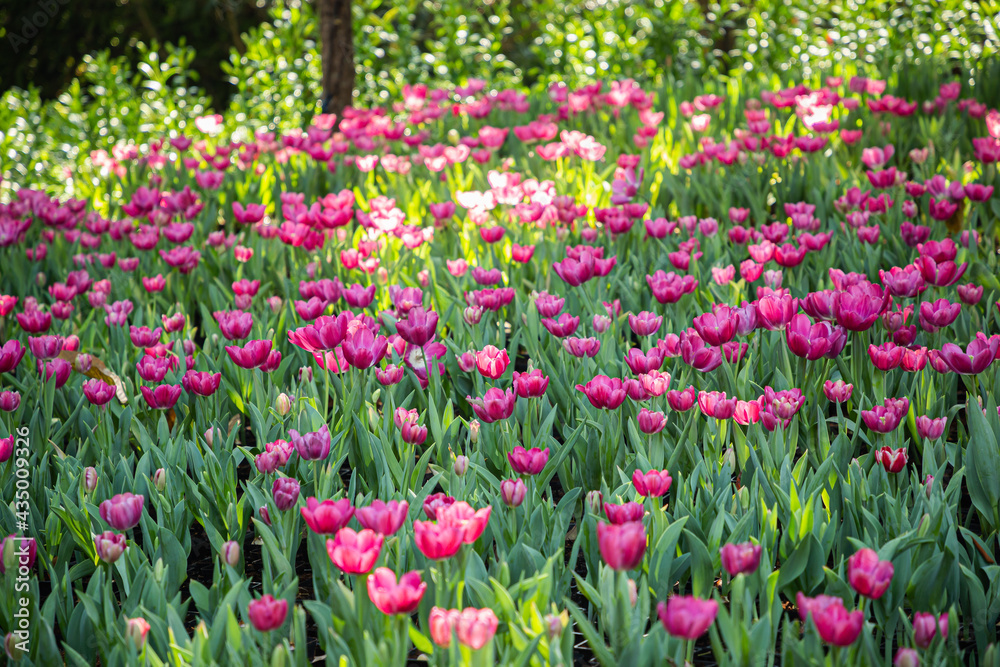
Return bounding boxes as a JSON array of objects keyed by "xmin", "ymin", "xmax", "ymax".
[{"xmin": 1, "ymin": 72, "xmax": 1000, "ymax": 666}]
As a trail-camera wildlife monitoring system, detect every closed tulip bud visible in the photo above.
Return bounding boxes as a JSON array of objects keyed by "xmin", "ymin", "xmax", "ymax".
[
  {"xmin": 720, "ymin": 541, "xmax": 762, "ymax": 576},
  {"xmin": 36, "ymin": 272, "xmax": 46, "ymax": 287},
  {"xmin": 299, "ymin": 366, "xmax": 313, "ymax": 383},
  {"xmin": 586, "ymin": 490, "xmax": 603, "ymax": 514},
  {"xmin": 464, "ymin": 305, "xmax": 483, "ymax": 325},
  {"xmin": 4, "ymin": 632, "xmax": 25, "ymax": 661},
  {"xmin": 204, "ymin": 427, "xmax": 215, "ymax": 447},
  {"xmin": 500, "ymin": 478, "xmax": 526, "ymax": 507},
  {"xmin": 83, "ymin": 466, "xmax": 98, "ymax": 493},
  {"xmin": 894, "ymin": 648, "xmax": 919, "ymax": 667},
  {"xmin": 545, "ymin": 611, "xmax": 568, "ymax": 640},
  {"xmin": 124, "ymin": 617, "xmax": 150, "ymax": 649},
  {"xmin": 221, "ymin": 540, "xmax": 240, "ymax": 567},
  {"xmin": 275, "ymin": 392, "xmax": 292, "ymax": 416},
  {"xmin": 259, "ymin": 505, "xmax": 271, "ymax": 526},
  {"xmin": 152, "ymin": 468, "xmax": 166, "ymax": 492},
  {"xmin": 247, "ymin": 595, "xmax": 288, "ymax": 632},
  {"xmin": 453, "ymin": 455, "xmax": 469, "ymax": 477},
  {"xmin": 468, "ymin": 419, "xmax": 480, "ymax": 443},
  {"xmin": 628, "ymin": 578, "xmax": 638, "ymax": 606},
  {"xmin": 75, "ymin": 353, "xmax": 93, "ymax": 373}
]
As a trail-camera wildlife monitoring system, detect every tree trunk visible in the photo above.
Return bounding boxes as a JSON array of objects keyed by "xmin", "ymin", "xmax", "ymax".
[{"xmin": 317, "ymin": 0, "xmax": 355, "ymax": 115}]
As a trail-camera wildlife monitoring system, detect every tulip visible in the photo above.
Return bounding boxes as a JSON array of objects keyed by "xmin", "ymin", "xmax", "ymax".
[
  {"xmin": 368, "ymin": 568, "xmax": 427, "ymax": 615},
  {"xmin": 916, "ymin": 415, "xmax": 946, "ymax": 440},
  {"xmin": 835, "ymin": 282, "xmax": 891, "ymax": 331},
  {"xmin": 94, "ymin": 531, "xmax": 127, "ymax": 564},
  {"xmin": 534, "ymin": 292, "xmax": 565, "ymax": 317},
  {"xmin": 875, "ymin": 446, "xmax": 908, "ymax": 473},
  {"xmin": 512, "ymin": 369, "xmax": 549, "ymax": 398},
  {"xmin": 466, "ymin": 387, "xmax": 517, "ymax": 423},
  {"xmin": 937, "ymin": 336, "xmax": 998, "ymax": 374},
  {"xmin": 798, "ymin": 593, "xmax": 864, "ymax": 646},
  {"xmin": 698, "ymin": 391, "xmax": 737, "ymax": 419},
  {"xmin": 181, "ymin": 370, "xmax": 221, "ymax": 397},
  {"xmin": 289, "ymin": 425, "xmax": 331, "ymax": 460},
  {"xmin": 632, "ymin": 469, "xmax": 672, "ymax": 497},
  {"xmin": 756, "ymin": 292, "xmax": 797, "ymax": 330},
  {"xmin": 376, "ymin": 364, "xmax": 405, "ymax": 385},
  {"xmin": 604, "ymin": 502, "xmax": 644, "ymax": 525},
  {"xmin": 326, "ymin": 527, "xmax": 383, "ymax": 574},
  {"xmin": 667, "ymin": 385, "xmax": 697, "ymax": 411},
  {"xmin": 300, "ymin": 497, "xmax": 353, "ymax": 534},
  {"xmin": 868, "ymin": 342, "xmax": 904, "ymax": 371},
  {"xmin": 423, "ymin": 493, "xmax": 455, "ymax": 520},
  {"xmin": 657, "ymin": 596, "xmax": 719, "ymax": 639},
  {"xmin": 272, "ymin": 478, "xmax": 301, "ymax": 511},
  {"xmin": 679, "ymin": 331, "xmax": 723, "ymax": 372},
  {"xmin": 637, "ymin": 408, "xmax": 667, "ymax": 434},
  {"xmin": 918, "ymin": 298, "xmax": 961, "ymax": 332},
  {"xmin": 786, "ymin": 314, "xmax": 844, "ymax": 360},
  {"xmin": 124, "ymin": 617, "xmax": 150, "ymax": 649},
  {"xmin": 894, "ymin": 648, "xmax": 920, "ymax": 667},
  {"xmin": 342, "ymin": 327, "xmax": 388, "ymax": 370},
  {"xmin": 501, "ymin": 478, "xmax": 527, "ymax": 507},
  {"xmin": 82, "ymin": 379, "xmax": 116, "ymax": 406},
  {"xmin": 356, "ymin": 500, "xmax": 409, "ymax": 535},
  {"xmin": 912, "ymin": 611, "xmax": 948, "ymax": 648},
  {"xmin": 219, "ymin": 540, "xmax": 240, "ymax": 567},
  {"xmin": 914, "ymin": 256, "xmax": 967, "ymax": 287},
  {"xmin": 575, "ymin": 375, "xmax": 627, "ymax": 410},
  {"xmin": 628, "ymin": 311, "xmax": 662, "ymax": 336},
  {"xmin": 597, "ymin": 521, "xmax": 646, "ymax": 571},
  {"xmin": 395, "ymin": 307, "xmax": 439, "ymax": 347},
  {"xmin": 439, "ymin": 502, "xmax": 491, "ymax": 544},
  {"xmin": 247, "ymin": 595, "xmax": 288, "ymax": 632},
  {"xmin": 475, "ymin": 345, "xmax": 510, "ymax": 379},
  {"xmin": 0, "ymin": 340, "xmax": 26, "ymax": 374},
  {"xmin": 848, "ymin": 547, "xmax": 894, "ymax": 598},
  {"xmin": 692, "ymin": 306, "xmax": 738, "ymax": 346},
  {"xmin": 541, "ymin": 312, "xmax": 580, "ymax": 337},
  {"xmin": 225, "ymin": 340, "xmax": 273, "ymax": 369},
  {"xmin": 720, "ymin": 542, "xmax": 762, "ymax": 576},
  {"xmin": 508, "ymin": 446, "xmax": 549, "ymax": 475},
  {"xmin": 414, "ymin": 519, "xmax": 464, "ymax": 560},
  {"xmin": 563, "ymin": 336, "xmax": 601, "ymax": 357},
  {"xmin": 455, "ymin": 607, "xmax": 500, "ymax": 650},
  {"xmin": 99, "ymin": 493, "xmax": 144, "ymax": 530},
  {"xmin": 823, "ymin": 380, "xmax": 853, "ymax": 402}
]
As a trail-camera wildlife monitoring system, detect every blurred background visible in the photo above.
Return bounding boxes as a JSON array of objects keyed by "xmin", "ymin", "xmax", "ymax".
[{"xmin": 2, "ymin": 0, "xmax": 997, "ymax": 107}]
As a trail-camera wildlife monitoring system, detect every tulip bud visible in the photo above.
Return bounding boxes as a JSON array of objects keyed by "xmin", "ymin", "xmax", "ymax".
[
  {"xmin": 924, "ymin": 474, "xmax": 934, "ymax": 498},
  {"xmin": 586, "ymin": 490, "xmax": 603, "ymax": 514},
  {"xmin": 259, "ymin": 505, "xmax": 271, "ymax": 526},
  {"xmin": 592, "ymin": 314, "xmax": 611, "ymax": 333},
  {"xmin": 275, "ymin": 392, "xmax": 292, "ymax": 416},
  {"xmin": 545, "ymin": 611, "xmax": 568, "ymax": 641},
  {"xmin": 468, "ymin": 420, "xmax": 480, "ymax": 443},
  {"xmin": 74, "ymin": 353, "xmax": 93, "ymax": 373},
  {"xmin": 152, "ymin": 468, "xmax": 166, "ymax": 492},
  {"xmin": 464, "ymin": 305, "xmax": 483, "ymax": 325},
  {"xmin": 894, "ymin": 648, "xmax": 919, "ymax": 667},
  {"xmin": 95, "ymin": 531, "xmax": 127, "ymax": 564},
  {"xmin": 627, "ymin": 578, "xmax": 638, "ymax": 606},
  {"xmin": 124, "ymin": 617, "xmax": 150, "ymax": 650},
  {"xmin": 36, "ymin": 272, "xmax": 46, "ymax": 287},
  {"xmin": 501, "ymin": 478, "xmax": 526, "ymax": 507},
  {"xmin": 447, "ymin": 128, "xmax": 460, "ymax": 144},
  {"xmin": 267, "ymin": 296, "xmax": 283, "ymax": 313},
  {"xmin": 418, "ymin": 270, "xmax": 429, "ymax": 287},
  {"xmin": 377, "ymin": 267, "xmax": 389, "ymax": 284},
  {"xmin": 4, "ymin": 633, "xmax": 25, "ymax": 662},
  {"xmin": 83, "ymin": 466, "xmax": 98, "ymax": 493},
  {"xmin": 204, "ymin": 427, "xmax": 214, "ymax": 446},
  {"xmin": 221, "ymin": 540, "xmax": 240, "ymax": 567},
  {"xmin": 299, "ymin": 366, "xmax": 313, "ymax": 383},
  {"xmin": 453, "ymin": 455, "xmax": 469, "ymax": 477}
]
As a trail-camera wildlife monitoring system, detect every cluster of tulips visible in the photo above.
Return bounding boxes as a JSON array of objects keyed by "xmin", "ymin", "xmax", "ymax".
[{"xmin": 1, "ymin": 66, "xmax": 1000, "ymax": 667}]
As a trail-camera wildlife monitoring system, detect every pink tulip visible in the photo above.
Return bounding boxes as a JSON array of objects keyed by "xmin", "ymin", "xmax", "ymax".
[
  {"xmin": 597, "ymin": 520, "xmax": 646, "ymax": 571},
  {"xmin": 99, "ymin": 492, "xmax": 145, "ymax": 530},
  {"xmin": 848, "ymin": 547, "xmax": 894, "ymax": 598},
  {"xmin": 414, "ymin": 519, "xmax": 464, "ymax": 560},
  {"xmin": 720, "ymin": 542, "xmax": 762, "ymax": 576},
  {"xmin": 368, "ymin": 568, "xmax": 426, "ymax": 615},
  {"xmin": 475, "ymin": 345, "xmax": 510, "ymax": 379},
  {"xmin": 356, "ymin": 500, "xmax": 409, "ymax": 535},
  {"xmin": 575, "ymin": 375, "xmax": 627, "ymax": 410},
  {"xmin": 508, "ymin": 446, "xmax": 549, "ymax": 475},
  {"xmin": 501, "ymin": 478, "xmax": 527, "ymax": 507},
  {"xmin": 300, "ymin": 497, "xmax": 353, "ymax": 534},
  {"xmin": 657, "ymin": 596, "xmax": 718, "ymax": 639},
  {"xmin": 632, "ymin": 469, "xmax": 672, "ymax": 497},
  {"xmin": 247, "ymin": 595, "xmax": 288, "ymax": 632},
  {"xmin": 326, "ymin": 527, "xmax": 383, "ymax": 575}
]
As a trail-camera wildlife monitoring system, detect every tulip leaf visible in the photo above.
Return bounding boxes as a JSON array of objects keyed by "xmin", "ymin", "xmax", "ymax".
[
  {"xmin": 965, "ymin": 400, "xmax": 1000, "ymax": 533},
  {"xmin": 565, "ymin": 599, "xmax": 616, "ymax": 667}
]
